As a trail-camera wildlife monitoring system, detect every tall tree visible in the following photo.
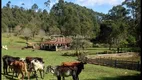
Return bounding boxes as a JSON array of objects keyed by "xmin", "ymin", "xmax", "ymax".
[
  {"xmin": 44, "ymin": 0, "xmax": 50, "ymax": 8},
  {"xmin": 6, "ymin": 1, "xmax": 11, "ymax": 8},
  {"xmin": 122, "ymin": 0, "xmax": 141, "ymax": 47},
  {"xmin": 31, "ymin": 3, "xmax": 38, "ymax": 12}
]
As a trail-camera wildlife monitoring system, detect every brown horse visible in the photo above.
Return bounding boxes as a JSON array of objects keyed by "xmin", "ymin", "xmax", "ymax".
[
  {"xmin": 10, "ymin": 60, "xmax": 29, "ymax": 80},
  {"xmin": 46, "ymin": 61, "xmax": 86, "ymax": 80}
]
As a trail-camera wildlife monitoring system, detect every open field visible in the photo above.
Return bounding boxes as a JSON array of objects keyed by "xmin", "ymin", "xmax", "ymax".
[
  {"xmin": 1, "ymin": 49, "xmax": 140, "ymax": 80},
  {"xmin": 1, "ymin": 34, "xmax": 141, "ymax": 80}
]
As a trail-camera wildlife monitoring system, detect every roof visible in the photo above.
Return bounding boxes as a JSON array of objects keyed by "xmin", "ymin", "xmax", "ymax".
[{"xmin": 41, "ymin": 37, "xmax": 72, "ymax": 45}]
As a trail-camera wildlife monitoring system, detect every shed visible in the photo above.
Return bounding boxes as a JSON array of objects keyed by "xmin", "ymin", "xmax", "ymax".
[{"xmin": 40, "ymin": 37, "xmax": 72, "ymax": 51}]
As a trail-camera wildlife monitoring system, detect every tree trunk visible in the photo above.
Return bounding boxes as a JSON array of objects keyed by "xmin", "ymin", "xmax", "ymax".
[
  {"xmin": 117, "ymin": 48, "xmax": 120, "ymax": 53},
  {"xmin": 109, "ymin": 43, "xmax": 112, "ymax": 50}
]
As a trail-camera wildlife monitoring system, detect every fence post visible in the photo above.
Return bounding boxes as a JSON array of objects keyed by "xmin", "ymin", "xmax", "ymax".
[{"xmin": 114, "ymin": 60, "xmax": 117, "ymax": 67}]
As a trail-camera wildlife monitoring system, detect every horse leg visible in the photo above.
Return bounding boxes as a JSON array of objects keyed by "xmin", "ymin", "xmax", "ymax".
[
  {"xmin": 35, "ymin": 71, "xmax": 38, "ymax": 80},
  {"xmin": 21, "ymin": 72, "xmax": 24, "ymax": 80},
  {"xmin": 15, "ymin": 71, "xmax": 18, "ymax": 77},
  {"xmin": 42, "ymin": 70, "xmax": 45, "ymax": 79},
  {"xmin": 39, "ymin": 70, "xmax": 42, "ymax": 79},
  {"xmin": 62, "ymin": 76, "xmax": 65, "ymax": 80},
  {"xmin": 76, "ymin": 75, "xmax": 79, "ymax": 80},
  {"xmin": 3, "ymin": 67, "xmax": 6, "ymax": 74},
  {"xmin": 9, "ymin": 66, "xmax": 12, "ymax": 73},
  {"xmin": 72, "ymin": 75, "xmax": 77, "ymax": 80},
  {"xmin": 17, "ymin": 72, "xmax": 20, "ymax": 80},
  {"xmin": 12, "ymin": 69, "xmax": 14, "ymax": 79},
  {"xmin": 72, "ymin": 71, "xmax": 77, "ymax": 80},
  {"xmin": 57, "ymin": 76, "xmax": 61, "ymax": 80},
  {"xmin": 6, "ymin": 66, "xmax": 8, "ymax": 75},
  {"xmin": 8, "ymin": 66, "xmax": 11, "ymax": 73},
  {"xmin": 28, "ymin": 71, "xmax": 31, "ymax": 80}
]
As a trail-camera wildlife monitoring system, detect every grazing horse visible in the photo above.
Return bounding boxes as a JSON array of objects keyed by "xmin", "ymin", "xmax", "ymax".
[
  {"xmin": 22, "ymin": 42, "xmax": 36, "ymax": 51},
  {"xmin": 46, "ymin": 61, "xmax": 86, "ymax": 80},
  {"xmin": 2, "ymin": 55, "xmax": 20, "ymax": 75},
  {"xmin": 25, "ymin": 57, "xmax": 44, "ymax": 71},
  {"xmin": 10, "ymin": 60, "xmax": 29, "ymax": 80},
  {"xmin": 28, "ymin": 59, "xmax": 45, "ymax": 80}
]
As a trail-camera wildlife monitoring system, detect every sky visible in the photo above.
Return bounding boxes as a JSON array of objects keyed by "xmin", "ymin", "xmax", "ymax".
[{"xmin": 2, "ymin": 0, "xmax": 125, "ymax": 14}]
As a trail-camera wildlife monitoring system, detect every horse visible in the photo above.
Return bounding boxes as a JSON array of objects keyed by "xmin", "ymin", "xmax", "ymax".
[
  {"xmin": 28, "ymin": 59, "xmax": 45, "ymax": 80},
  {"xmin": 10, "ymin": 60, "xmax": 29, "ymax": 80},
  {"xmin": 21, "ymin": 42, "xmax": 37, "ymax": 51},
  {"xmin": 46, "ymin": 61, "xmax": 86, "ymax": 80},
  {"xmin": 2, "ymin": 55, "xmax": 20, "ymax": 75}
]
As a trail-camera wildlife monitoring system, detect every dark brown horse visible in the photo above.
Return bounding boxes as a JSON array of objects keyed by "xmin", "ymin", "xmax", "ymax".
[
  {"xmin": 2, "ymin": 55, "xmax": 20, "ymax": 75},
  {"xmin": 46, "ymin": 61, "xmax": 86, "ymax": 80}
]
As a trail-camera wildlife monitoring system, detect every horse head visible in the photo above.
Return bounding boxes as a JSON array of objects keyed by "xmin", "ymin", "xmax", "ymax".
[{"xmin": 46, "ymin": 65, "xmax": 56, "ymax": 74}]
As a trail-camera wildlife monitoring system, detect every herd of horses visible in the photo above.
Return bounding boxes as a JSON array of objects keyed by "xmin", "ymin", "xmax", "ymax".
[{"xmin": 2, "ymin": 55, "xmax": 87, "ymax": 80}]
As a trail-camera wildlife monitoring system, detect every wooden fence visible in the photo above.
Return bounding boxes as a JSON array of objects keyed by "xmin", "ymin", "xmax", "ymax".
[{"xmin": 87, "ymin": 58, "xmax": 141, "ymax": 71}]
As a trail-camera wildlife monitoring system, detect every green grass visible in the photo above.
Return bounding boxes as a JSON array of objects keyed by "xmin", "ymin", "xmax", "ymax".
[
  {"xmin": 1, "ymin": 34, "xmax": 140, "ymax": 80},
  {"xmin": 2, "ymin": 49, "xmax": 140, "ymax": 80}
]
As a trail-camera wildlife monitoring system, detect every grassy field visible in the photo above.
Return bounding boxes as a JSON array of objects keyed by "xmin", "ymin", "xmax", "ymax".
[{"xmin": 1, "ymin": 34, "xmax": 141, "ymax": 80}]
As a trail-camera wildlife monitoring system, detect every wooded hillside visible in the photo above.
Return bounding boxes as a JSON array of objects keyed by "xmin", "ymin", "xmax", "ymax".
[{"xmin": 2, "ymin": 0, "xmax": 141, "ymax": 51}]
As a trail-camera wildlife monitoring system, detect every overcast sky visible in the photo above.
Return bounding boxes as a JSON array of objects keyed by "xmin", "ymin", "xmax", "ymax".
[{"xmin": 2, "ymin": 0, "xmax": 125, "ymax": 14}]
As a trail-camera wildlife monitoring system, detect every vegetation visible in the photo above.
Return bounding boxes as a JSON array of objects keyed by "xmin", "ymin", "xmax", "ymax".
[
  {"xmin": 1, "ymin": 0, "xmax": 141, "ymax": 79},
  {"xmin": 1, "ymin": 35, "xmax": 140, "ymax": 80},
  {"xmin": 2, "ymin": 0, "xmax": 141, "ymax": 53}
]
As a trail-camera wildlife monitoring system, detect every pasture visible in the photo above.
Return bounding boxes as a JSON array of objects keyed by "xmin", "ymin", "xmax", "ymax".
[{"xmin": 1, "ymin": 34, "xmax": 140, "ymax": 80}]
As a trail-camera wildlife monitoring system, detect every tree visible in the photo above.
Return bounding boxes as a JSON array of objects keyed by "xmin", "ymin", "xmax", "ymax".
[
  {"xmin": 20, "ymin": 3, "xmax": 25, "ymax": 11},
  {"xmin": 71, "ymin": 36, "xmax": 82, "ymax": 54},
  {"xmin": 6, "ymin": 1, "xmax": 11, "ymax": 8},
  {"xmin": 14, "ymin": 25, "xmax": 22, "ymax": 36},
  {"xmin": 22, "ymin": 28, "xmax": 32, "ymax": 42},
  {"xmin": 2, "ymin": 22, "xmax": 8, "ymax": 32},
  {"xmin": 108, "ymin": 5, "xmax": 129, "ymax": 20},
  {"xmin": 44, "ymin": 0, "xmax": 50, "ymax": 8},
  {"xmin": 71, "ymin": 35, "xmax": 91, "ymax": 53},
  {"xmin": 122, "ymin": 0, "xmax": 141, "ymax": 47},
  {"xmin": 81, "ymin": 40, "xmax": 93, "ymax": 50},
  {"xmin": 38, "ymin": 29, "xmax": 46, "ymax": 42},
  {"xmin": 31, "ymin": 3, "xmax": 38, "ymax": 12},
  {"xmin": 48, "ymin": 26, "xmax": 61, "ymax": 35},
  {"xmin": 26, "ymin": 17, "xmax": 40, "ymax": 38}
]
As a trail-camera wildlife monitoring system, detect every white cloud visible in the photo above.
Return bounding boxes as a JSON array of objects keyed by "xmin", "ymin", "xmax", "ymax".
[{"xmin": 75, "ymin": 0, "xmax": 125, "ymax": 7}]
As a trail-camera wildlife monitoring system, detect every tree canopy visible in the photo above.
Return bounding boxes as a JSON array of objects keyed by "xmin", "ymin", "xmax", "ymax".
[{"xmin": 2, "ymin": 0, "xmax": 141, "ymax": 49}]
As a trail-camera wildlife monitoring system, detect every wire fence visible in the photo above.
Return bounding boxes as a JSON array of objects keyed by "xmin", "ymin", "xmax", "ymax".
[{"xmin": 87, "ymin": 58, "xmax": 141, "ymax": 71}]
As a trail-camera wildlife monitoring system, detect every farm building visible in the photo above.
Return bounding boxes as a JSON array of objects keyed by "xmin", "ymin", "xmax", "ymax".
[{"xmin": 40, "ymin": 36, "xmax": 72, "ymax": 51}]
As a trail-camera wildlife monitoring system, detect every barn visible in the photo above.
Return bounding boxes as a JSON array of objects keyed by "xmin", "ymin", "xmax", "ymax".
[{"xmin": 40, "ymin": 37, "xmax": 72, "ymax": 51}]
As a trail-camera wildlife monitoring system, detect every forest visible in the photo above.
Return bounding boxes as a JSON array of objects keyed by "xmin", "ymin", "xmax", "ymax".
[{"xmin": 2, "ymin": 0, "xmax": 141, "ymax": 52}]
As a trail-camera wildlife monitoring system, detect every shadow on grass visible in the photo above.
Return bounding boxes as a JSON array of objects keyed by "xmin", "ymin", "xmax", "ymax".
[
  {"xmin": 1, "ymin": 72, "xmax": 41, "ymax": 80},
  {"xmin": 99, "ymin": 74, "xmax": 140, "ymax": 80},
  {"xmin": 16, "ymin": 41, "xmax": 26, "ymax": 43},
  {"xmin": 82, "ymin": 74, "xmax": 140, "ymax": 80},
  {"xmin": 1, "ymin": 73, "xmax": 17, "ymax": 80}
]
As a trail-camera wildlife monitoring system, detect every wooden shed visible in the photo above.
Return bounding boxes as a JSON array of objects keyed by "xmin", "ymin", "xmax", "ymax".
[{"xmin": 40, "ymin": 37, "xmax": 72, "ymax": 51}]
